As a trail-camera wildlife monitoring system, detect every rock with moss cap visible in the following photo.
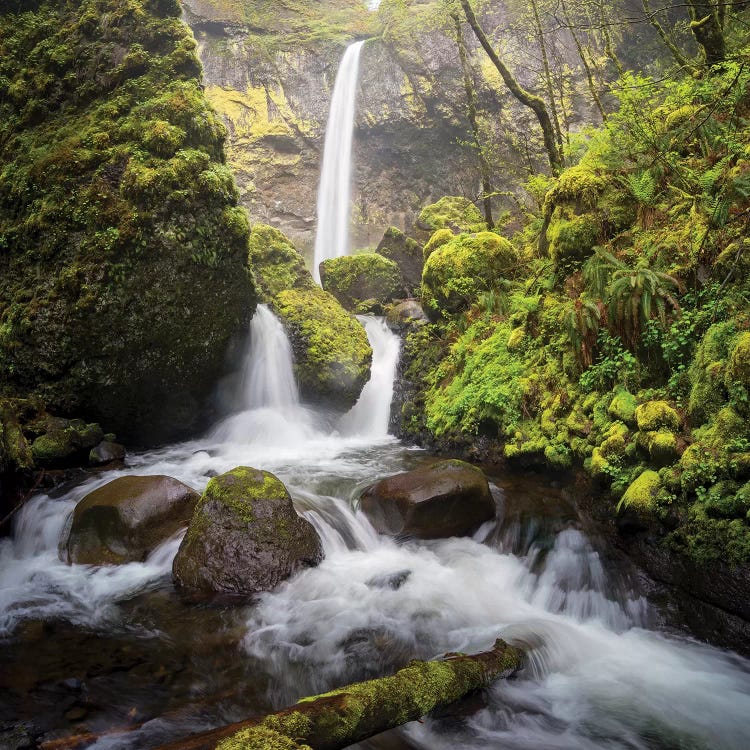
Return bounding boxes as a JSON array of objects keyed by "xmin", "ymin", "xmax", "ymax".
[
  {"xmin": 248, "ymin": 223, "xmax": 313, "ymax": 302},
  {"xmin": 607, "ymin": 389, "xmax": 638, "ymax": 427},
  {"xmin": 359, "ymin": 459, "xmax": 495, "ymax": 539},
  {"xmin": 375, "ymin": 227, "xmax": 423, "ymax": 294},
  {"xmin": 320, "ymin": 253, "xmax": 404, "ymax": 312},
  {"xmin": 31, "ymin": 419, "xmax": 105, "ymax": 468},
  {"xmin": 619, "ymin": 469, "xmax": 662, "ymax": 514},
  {"xmin": 423, "ymin": 228, "xmax": 455, "ymax": 261},
  {"xmin": 172, "ymin": 466, "xmax": 322, "ymax": 600},
  {"xmin": 421, "ymin": 232, "xmax": 518, "ymax": 318},
  {"xmin": 415, "ymin": 196, "xmax": 486, "ymax": 240},
  {"xmin": 64, "ymin": 475, "xmax": 199, "ymax": 565},
  {"xmin": 635, "ymin": 401, "xmax": 681, "ymax": 432},
  {"xmin": 272, "ymin": 286, "xmax": 372, "ymax": 409}
]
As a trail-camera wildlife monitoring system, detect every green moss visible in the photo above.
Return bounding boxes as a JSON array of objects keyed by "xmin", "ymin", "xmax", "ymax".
[
  {"xmin": 687, "ymin": 321, "xmax": 735, "ymax": 424},
  {"xmin": 645, "ymin": 430, "xmax": 680, "ymax": 466},
  {"xmin": 548, "ymin": 213, "xmax": 599, "ymax": 266},
  {"xmin": 620, "ymin": 469, "xmax": 662, "ymax": 513},
  {"xmin": 0, "ymin": 0, "xmax": 256, "ymax": 444},
  {"xmin": 416, "ymin": 196, "xmax": 486, "ymax": 234},
  {"xmin": 667, "ymin": 503, "xmax": 750, "ymax": 565},
  {"xmin": 635, "ymin": 400, "xmax": 681, "ymax": 432},
  {"xmin": 548, "ymin": 165, "xmax": 608, "ymax": 209},
  {"xmin": 423, "ymin": 228, "xmax": 454, "ymax": 261},
  {"xmin": 320, "ymin": 253, "xmax": 403, "ymax": 311},
  {"xmin": 421, "ymin": 233, "xmax": 518, "ymax": 318},
  {"xmin": 248, "ymin": 224, "xmax": 312, "ymax": 301},
  {"xmin": 724, "ymin": 331, "xmax": 750, "ymax": 416},
  {"xmin": 272, "ymin": 286, "xmax": 372, "ymax": 409},
  {"xmin": 607, "ymin": 389, "xmax": 638, "ymax": 426},
  {"xmin": 217, "ymin": 726, "xmax": 309, "ymax": 750}
]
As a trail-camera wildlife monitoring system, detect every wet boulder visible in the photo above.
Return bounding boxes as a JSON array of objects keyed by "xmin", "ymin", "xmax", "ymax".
[
  {"xmin": 320, "ymin": 253, "xmax": 404, "ymax": 312},
  {"xmin": 385, "ymin": 299, "xmax": 429, "ymax": 333},
  {"xmin": 172, "ymin": 466, "xmax": 323, "ymax": 601},
  {"xmin": 89, "ymin": 440, "xmax": 127, "ymax": 466},
  {"xmin": 376, "ymin": 227, "xmax": 424, "ymax": 295},
  {"xmin": 359, "ymin": 459, "xmax": 496, "ymax": 539},
  {"xmin": 31, "ymin": 419, "xmax": 105, "ymax": 468},
  {"xmin": 64, "ymin": 475, "xmax": 200, "ymax": 565}
]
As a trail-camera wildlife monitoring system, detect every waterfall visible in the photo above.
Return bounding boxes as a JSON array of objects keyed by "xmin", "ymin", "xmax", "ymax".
[
  {"xmin": 313, "ymin": 41, "xmax": 365, "ymax": 282},
  {"xmin": 339, "ymin": 317, "xmax": 400, "ymax": 437},
  {"xmin": 239, "ymin": 304, "xmax": 300, "ymax": 411}
]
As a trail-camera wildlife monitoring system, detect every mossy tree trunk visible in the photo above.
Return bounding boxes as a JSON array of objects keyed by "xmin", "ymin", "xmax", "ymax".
[
  {"xmin": 457, "ymin": 0, "xmax": 563, "ymax": 175},
  {"xmin": 640, "ymin": 0, "xmax": 696, "ymax": 71},
  {"xmin": 154, "ymin": 639, "xmax": 524, "ymax": 750},
  {"xmin": 452, "ymin": 13, "xmax": 495, "ymax": 228},
  {"xmin": 687, "ymin": 0, "xmax": 726, "ymax": 66}
]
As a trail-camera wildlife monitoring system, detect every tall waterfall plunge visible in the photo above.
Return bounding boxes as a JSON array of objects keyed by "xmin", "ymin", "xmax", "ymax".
[{"xmin": 313, "ymin": 40, "xmax": 365, "ymax": 282}]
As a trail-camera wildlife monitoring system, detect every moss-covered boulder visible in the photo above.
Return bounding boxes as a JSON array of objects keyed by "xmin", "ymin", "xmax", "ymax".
[
  {"xmin": 359, "ymin": 459, "xmax": 496, "ymax": 539},
  {"xmin": 320, "ymin": 253, "xmax": 404, "ymax": 312},
  {"xmin": 248, "ymin": 223, "xmax": 313, "ymax": 302},
  {"xmin": 620, "ymin": 469, "xmax": 662, "ymax": 514},
  {"xmin": 31, "ymin": 419, "xmax": 104, "ymax": 468},
  {"xmin": 415, "ymin": 196, "xmax": 487, "ymax": 237},
  {"xmin": 607, "ymin": 389, "xmax": 638, "ymax": 426},
  {"xmin": 376, "ymin": 226, "xmax": 423, "ymax": 294},
  {"xmin": 423, "ymin": 228, "xmax": 455, "ymax": 261},
  {"xmin": 172, "ymin": 466, "xmax": 322, "ymax": 600},
  {"xmin": 688, "ymin": 321, "xmax": 734, "ymax": 424},
  {"xmin": 548, "ymin": 214, "xmax": 599, "ymax": 266},
  {"xmin": 421, "ymin": 232, "xmax": 517, "ymax": 318},
  {"xmin": 64, "ymin": 475, "xmax": 199, "ymax": 565},
  {"xmin": 635, "ymin": 401, "xmax": 681, "ymax": 432},
  {"xmin": 0, "ymin": 0, "xmax": 256, "ymax": 444},
  {"xmin": 272, "ymin": 286, "xmax": 372, "ymax": 409},
  {"xmin": 385, "ymin": 300, "xmax": 429, "ymax": 332},
  {"xmin": 0, "ymin": 400, "xmax": 33, "ymax": 475},
  {"xmin": 725, "ymin": 332, "xmax": 750, "ymax": 416}
]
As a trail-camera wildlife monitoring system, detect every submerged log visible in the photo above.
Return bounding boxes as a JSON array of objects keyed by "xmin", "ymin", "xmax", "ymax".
[{"xmin": 155, "ymin": 638, "xmax": 523, "ymax": 750}]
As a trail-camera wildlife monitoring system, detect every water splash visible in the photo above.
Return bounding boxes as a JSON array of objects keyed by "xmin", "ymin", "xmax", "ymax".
[
  {"xmin": 339, "ymin": 317, "xmax": 400, "ymax": 437},
  {"xmin": 313, "ymin": 41, "xmax": 365, "ymax": 281}
]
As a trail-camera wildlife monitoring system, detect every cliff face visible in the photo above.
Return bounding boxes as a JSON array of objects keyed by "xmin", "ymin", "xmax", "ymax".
[{"xmin": 181, "ymin": 0, "xmax": 504, "ymax": 256}]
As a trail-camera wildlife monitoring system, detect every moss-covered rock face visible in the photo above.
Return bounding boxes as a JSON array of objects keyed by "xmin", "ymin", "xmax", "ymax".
[
  {"xmin": 320, "ymin": 253, "xmax": 404, "ymax": 312},
  {"xmin": 423, "ymin": 228, "xmax": 454, "ymax": 261},
  {"xmin": 248, "ymin": 223, "xmax": 313, "ymax": 302},
  {"xmin": 172, "ymin": 466, "xmax": 323, "ymax": 600},
  {"xmin": 375, "ymin": 226, "xmax": 423, "ymax": 294},
  {"xmin": 608, "ymin": 389, "xmax": 638, "ymax": 426},
  {"xmin": 415, "ymin": 196, "xmax": 487, "ymax": 237},
  {"xmin": 272, "ymin": 286, "xmax": 372, "ymax": 409},
  {"xmin": 620, "ymin": 469, "xmax": 662, "ymax": 513},
  {"xmin": 0, "ymin": 0, "xmax": 256, "ymax": 444},
  {"xmin": 635, "ymin": 401, "xmax": 681, "ymax": 432},
  {"xmin": 725, "ymin": 331, "xmax": 750, "ymax": 416},
  {"xmin": 421, "ymin": 232, "xmax": 517, "ymax": 318}
]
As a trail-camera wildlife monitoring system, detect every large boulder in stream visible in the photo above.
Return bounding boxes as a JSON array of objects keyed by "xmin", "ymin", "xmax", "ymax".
[
  {"xmin": 272, "ymin": 286, "xmax": 372, "ymax": 410},
  {"xmin": 64, "ymin": 475, "xmax": 200, "ymax": 565},
  {"xmin": 359, "ymin": 459, "xmax": 496, "ymax": 539},
  {"xmin": 172, "ymin": 466, "xmax": 323, "ymax": 600},
  {"xmin": 319, "ymin": 253, "xmax": 404, "ymax": 312},
  {"xmin": 376, "ymin": 227, "xmax": 424, "ymax": 295}
]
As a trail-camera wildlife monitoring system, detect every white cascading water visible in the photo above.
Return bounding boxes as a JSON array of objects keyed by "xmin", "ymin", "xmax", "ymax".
[
  {"xmin": 312, "ymin": 40, "xmax": 365, "ymax": 282},
  {"xmin": 339, "ymin": 316, "xmax": 401, "ymax": 437}
]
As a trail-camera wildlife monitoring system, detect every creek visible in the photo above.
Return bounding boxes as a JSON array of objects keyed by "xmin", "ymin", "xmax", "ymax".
[{"xmin": 1, "ymin": 308, "xmax": 750, "ymax": 750}]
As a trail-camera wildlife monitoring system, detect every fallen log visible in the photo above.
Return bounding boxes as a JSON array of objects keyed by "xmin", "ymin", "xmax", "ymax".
[{"xmin": 155, "ymin": 638, "xmax": 523, "ymax": 750}]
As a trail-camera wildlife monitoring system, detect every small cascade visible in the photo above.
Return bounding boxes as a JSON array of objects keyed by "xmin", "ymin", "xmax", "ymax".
[
  {"xmin": 239, "ymin": 304, "xmax": 300, "ymax": 412},
  {"xmin": 339, "ymin": 317, "xmax": 400, "ymax": 438},
  {"xmin": 313, "ymin": 40, "xmax": 365, "ymax": 282}
]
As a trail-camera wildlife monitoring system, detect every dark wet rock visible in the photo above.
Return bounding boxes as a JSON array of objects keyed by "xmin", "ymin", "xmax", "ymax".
[
  {"xmin": 31, "ymin": 420, "xmax": 104, "ymax": 468},
  {"xmin": 0, "ymin": 722, "xmax": 37, "ymax": 750},
  {"xmin": 63, "ymin": 475, "xmax": 200, "ymax": 565},
  {"xmin": 172, "ymin": 466, "xmax": 323, "ymax": 601},
  {"xmin": 366, "ymin": 569, "xmax": 412, "ymax": 590},
  {"xmin": 376, "ymin": 227, "xmax": 424, "ymax": 295},
  {"xmin": 385, "ymin": 300, "xmax": 429, "ymax": 333},
  {"xmin": 359, "ymin": 459, "xmax": 496, "ymax": 539},
  {"xmin": 89, "ymin": 441, "xmax": 127, "ymax": 466}
]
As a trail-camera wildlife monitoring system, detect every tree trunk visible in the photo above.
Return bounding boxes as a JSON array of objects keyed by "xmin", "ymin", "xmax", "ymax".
[
  {"xmin": 154, "ymin": 638, "xmax": 524, "ymax": 750},
  {"xmin": 640, "ymin": 0, "xmax": 696, "ymax": 71},
  {"xmin": 687, "ymin": 0, "xmax": 726, "ymax": 65},
  {"xmin": 458, "ymin": 0, "xmax": 563, "ymax": 175},
  {"xmin": 452, "ymin": 13, "xmax": 494, "ymax": 228}
]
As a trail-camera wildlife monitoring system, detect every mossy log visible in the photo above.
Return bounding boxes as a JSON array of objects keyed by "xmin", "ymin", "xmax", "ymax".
[{"xmin": 155, "ymin": 638, "xmax": 523, "ymax": 750}]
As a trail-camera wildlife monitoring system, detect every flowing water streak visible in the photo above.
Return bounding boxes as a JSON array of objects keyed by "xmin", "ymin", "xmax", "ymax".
[
  {"xmin": 339, "ymin": 316, "xmax": 401, "ymax": 438},
  {"xmin": 312, "ymin": 41, "xmax": 365, "ymax": 281}
]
